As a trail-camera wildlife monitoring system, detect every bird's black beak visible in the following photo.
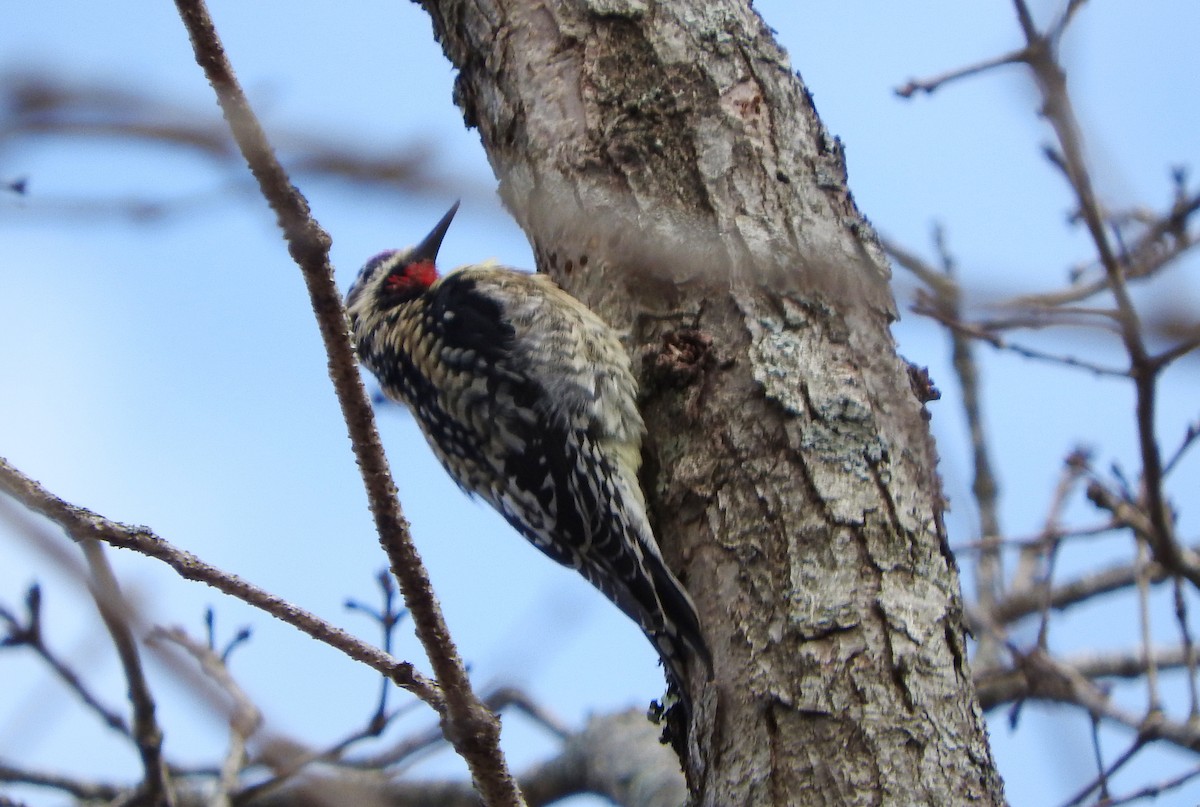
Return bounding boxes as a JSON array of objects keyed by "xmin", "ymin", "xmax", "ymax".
[{"xmin": 410, "ymin": 201, "xmax": 460, "ymax": 264}]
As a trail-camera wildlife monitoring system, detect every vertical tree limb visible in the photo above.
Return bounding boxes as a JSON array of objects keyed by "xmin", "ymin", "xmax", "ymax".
[{"xmin": 416, "ymin": 0, "xmax": 1004, "ymax": 801}]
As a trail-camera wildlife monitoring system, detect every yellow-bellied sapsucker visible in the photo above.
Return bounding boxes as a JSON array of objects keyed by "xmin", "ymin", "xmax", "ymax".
[{"xmin": 346, "ymin": 203, "xmax": 711, "ymax": 705}]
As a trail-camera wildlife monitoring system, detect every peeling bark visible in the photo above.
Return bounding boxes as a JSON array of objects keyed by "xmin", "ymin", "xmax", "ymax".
[{"xmin": 417, "ymin": 0, "xmax": 1005, "ymax": 802}]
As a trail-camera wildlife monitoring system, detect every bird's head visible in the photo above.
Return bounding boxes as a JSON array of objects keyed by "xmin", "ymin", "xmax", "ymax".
[{"xmin": 346, "ymin": 201, "xmax": 459, "ymax": 320}]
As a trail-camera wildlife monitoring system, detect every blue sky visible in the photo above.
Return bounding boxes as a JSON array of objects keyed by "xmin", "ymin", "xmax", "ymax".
[{"xmin": 3, "ymin": 1, "xmax": 1199, "ymax": 805}]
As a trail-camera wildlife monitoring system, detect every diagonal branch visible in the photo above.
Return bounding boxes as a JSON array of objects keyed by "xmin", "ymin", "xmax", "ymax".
[
  {"xmin": 80, "ymin": 540, "xmax": 174, "ymax": 806},
  {"xmin": 0, "ymin": 456, "xmax": 441, "ymax": 709},
  {"xmin": 0, "ymin": 762, "xmax": 122, "ymax": 802},
  {"xmin": 984, "ymin": 547, "xmax": 1182, "ymax": 627},
  {"xmin": 982, "ymin": 647, "xmax": 1200, "ymax": 749},
  {"xmin": 895, "ymin": 47, "xmax": 1031, "ymax": 98},
  {"xmin": 168, "ymin": 2, "xmax": 522, "ymax": 803}
]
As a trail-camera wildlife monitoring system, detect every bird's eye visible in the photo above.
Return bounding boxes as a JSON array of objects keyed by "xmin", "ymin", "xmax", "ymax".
[{"xmin": 347, "ymin": 251, "xmax": 398, "ymax": 309}]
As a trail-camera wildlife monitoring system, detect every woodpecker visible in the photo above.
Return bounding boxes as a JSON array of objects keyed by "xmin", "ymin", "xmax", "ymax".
[{"xmin": 346, "ymin": 203, "xmax": 711, "ymax": 705}]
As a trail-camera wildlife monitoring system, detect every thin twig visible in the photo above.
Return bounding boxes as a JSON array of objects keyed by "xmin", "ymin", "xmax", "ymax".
[
  {"xmin": 1087, "ymin": 714, "xmax": 1108, "ymax": 802},
  {"xmin": 1012, "ymin": 453, "xmax": 1090, "ymax": 655},
  {"xmin": 1132, "ymin": 537, "xmax": 1162, "ymax": 713},
  {"xmin": 346, "ymin": 686, "xmax": 573, "ymax": 773},
  {"xmin": 895, "ymin": 2, "xmax": 1195, "ymax": 587},
  {"xmin": 1149, "ymin": 330, "xmax": 1200, "ymax": 370},
  {"xmin": 1099, "ymin": 761, "xmax": 1200, "ymax": 807},
  {"xmin": 951, "ymin": 521, "xmax": 1115, "ymax": 554},
  {"xmin": 345, "ymin": 569, "xmax": 409, "ymax": 730},
  {"xmin": 1173, "ymin": 577, "xmax": 1200, "ymax": 723},
  {"xmin": 149, "ymin": 627, "xmax": 263, "ymax": 805},
  {"xmin": 235, "ymin": 577, "xmax": 424, "ymax": 805},
  {"xmin": 1060, "ymin": 734, "xmax": 1145, "ymax": 807},
  {"xmin": 970, "ymin": 308, "xmax": 1123, "ymax": 334},
  {"xmin": 486, "ymin": 687, "xmax": 574, "ymax": 742},
  {"xmin": 1010, "ymin": 189, "xmax": 1200, "ymax": 309},
  {"xmin": 882, "ymin": 236, "xmax": 956, "ymax": 298},
  {"xmin": 1087, "ymin": 481, "xmax": 1200, "ymax": 581},
  {"xmin": 235, "ymin": 686, "xmax": 568, "ymax": 804},
  {"xmin": 0, "ymin": 70, "xmax": 462, "ymax": 197},
  {"xmin": 1162, "ymin": 419, "xmax": 1200, "ymax": 478},
  {"xmin": 0, "ymin": 584, "xmax": 131, "ymax": 738},
  {"xmin": 81, "ymin": 539, "xmax": 174, "ymax": 805},
  {"xmin": 911, "ymin": 300, "xmax": 1129, "ymax": 377},
  {"xmin": 985, "ymin": 547, "xmax": 1183, "ymax": 627},
  {"xmin": 1011, "ymin": 649, "xmax": 1197, "ymax": 747},
  {"xmin": 1045, "ymin": 0, "xmax": 1092, "ymax": 44},
  {"xmin": 895, "ymin": 47, "xmax": 1031, "ymax": 97},
  {"xmin": 1012, "ymin": 450, "xmax": 1088, "ymax": 598},
  {"xmin": 0, "ymin": 762, "xmax": 121, "ymax": 802},
  {"xmin": 231, "ymin": 702, "xmax": 417, "ymax": 804}
]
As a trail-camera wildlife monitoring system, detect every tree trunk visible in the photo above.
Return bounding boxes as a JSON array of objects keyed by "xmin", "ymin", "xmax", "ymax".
[{"xmin": 418, "ymin": 0, "xmax": 1005, "ymax": 803}]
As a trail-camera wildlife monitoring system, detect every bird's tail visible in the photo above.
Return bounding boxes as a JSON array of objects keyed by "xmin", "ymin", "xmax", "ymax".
[{"xmin": 640, "ymin": 546, "xmax": 713, "ymax": 711}]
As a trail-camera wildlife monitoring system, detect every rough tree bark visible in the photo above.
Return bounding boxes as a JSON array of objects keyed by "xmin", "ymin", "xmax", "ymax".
[{"xmin": 416, "ymin": 0, "xmax": 1005, "ymax": 804}]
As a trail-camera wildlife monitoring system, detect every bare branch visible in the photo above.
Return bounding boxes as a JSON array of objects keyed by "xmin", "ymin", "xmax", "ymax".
[
  {"xmin": 345, "ymin": 570, "xmax": 410, "ymax": 729},
  {"xmin": 0, "ymin": 583, "xmax": 131, "ymax": 738},
  {"xmin": 1027, "ymin": 455, "xmax": 1091, "ymax": 652},
  {"xmin": 916, "ymin": 227, "xmax": 1005, "ymax": 666},
  {"xmin": 1173, "ymin": 577, "xmax": 1200, "ymax": 723},
  {"xmin": 0, "ymin": 705, "xmax": 684, "ymax": 807},
  {"xmin": 952, "ymin": 521, "xmax": 1116, "ymax": 554},
  {"xmin": 0, "ymin": 70, "xmax": 468, "ymax": 220},
  {"xmin": 348, "ymin": 687, "xmax": 574, "ymax": 773},
  {"xmin": 1009, "ymin": 0, "xmax": 1182, "ymax": 581},
  {"xmin": 148, "ymin": 627, "xmax": 264, "ymax": 806},
  {"xmin": 985, "ymin": 548, "xmax": 1180, "ymax": 627},
  {"xmin": 1132, "ymin": 538, "xmax": 1163, "ymax": 713},
  {"xmin": 1150, "ymin": 328, "xmax": 1200, "ymax": 371},
  {"xmin": 1086, "ymin": 481, "xmax": 1200, "ymax": 585},
  {"xmin": 484, "ymin": 687, "xmax": 573, "ymax": 742},
  {"xmin": 895, "ymin": 48, "xmax": 1030, "ymax": 98},
  {"xmin": 1061, "ymin": 734, "xmax": 1145, "ymax": 807},
  {"xmin": 0, "ymin": 456, "xmax": 441, "ymax": 708},
  {"xmin": 0, "ymin": 761, "xmax": 121, "ymax": 802},
  {"xmin": 167, "ymin": 1, "xmax": 521, "ymax": 802},
  {"xmin": 1010, "ymin": 451, "xmax": 1089, "ymax": 596},
  {"xmin": 882, "ymin": 235, "xmax": 956, "ymax": 299},
  {"xmin": 80, "ymin": 539, "xmax": 174, "ymax": 805},
  {"xmin": 976, "ymin": 646, "xmax": 1200, "ymax": 749},
  {"xmin": 1045, "ymin": 0, "xmax": 1092, "ymax": 44},
  {"xmin": 1100, "ymin": 761, "xmax": 1200, "ymax": 807},
  {"xmin": 1011, "ymin": 188, "xmax": 1200, "ymax": 309},
  {"xmin": 911, "ymin": 298, "xmax": 1129, "ymax": 377},
  {"xmin": 892, "ymin": 0, "xmax": 1196, "ymax": 596}
]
